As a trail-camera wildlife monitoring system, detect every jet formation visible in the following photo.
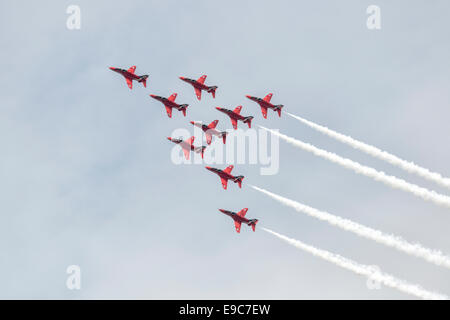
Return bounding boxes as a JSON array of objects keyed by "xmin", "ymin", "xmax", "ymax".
[{"xmin": 110, "ymin": 66, "xmax": 286, "ymax": 233}]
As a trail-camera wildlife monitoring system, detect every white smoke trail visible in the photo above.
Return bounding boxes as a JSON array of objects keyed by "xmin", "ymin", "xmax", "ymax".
[
  {"xmin": 260, "ymin": 126, "xmax": 450, "ymax": 209},
  {"xmin": 262, "ymin": 227, "xmax": 447, "ymax": 300},
  {"xmin": 286, "ymin": 112, "xmax": 450, "ymax": 190},
  {"xmin": 252, "ymin": 185, "xmax": 450, "ymax": 268}
]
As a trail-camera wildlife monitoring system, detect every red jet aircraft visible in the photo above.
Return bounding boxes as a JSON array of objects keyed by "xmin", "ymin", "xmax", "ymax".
[
  {"xmin": 190, "ymin": 120, "xmax": 228, "ymax": 145},
  {"xmin": 246, "ymin": 93, "xmax": 284, "ymax": 119},
  {"xmin": 109, "ymin": 66, "xmax": 148, "ymax": 89},
  {"xmin": 167, "ymin": 136, "xmax": 206, "ymax": 160},
  {"xmin": 150, "ymin": 93, "xmax": 189, "ymax": 118},
  {"xmin": 205, "ymin": 165, "xmax": 244, "ymax": 189},
  {"xmin": 216, "ymin": 106, "xmax": 253, "ymax": 130},
  {"xmin": 219, "ymin": 208, "xmax": 258, "ymax": 233},
  {"xmin": 179, "ymin": 75, "xmax": 217, "ymax": 100}
]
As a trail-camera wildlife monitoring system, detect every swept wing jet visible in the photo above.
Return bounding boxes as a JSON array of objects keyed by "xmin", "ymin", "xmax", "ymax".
[
  {"xmin": 219, "ymin": 208, "xmax": 258, "ymax": 233},
  {"xmin": 246, "ymin": 93, "xmax": 284, "ymax": 119},
  {"xmin": 190, "ymin": 120, "xmax": 227, "ymax": 144},
  {"xmin": 216, "ymin": 106, "xmax": 253, "ymax": 130},
  {"xmin": 205, "ymin": 165, "xmax": 244, "ymax": 189},
  {"xmin": 150, "ymin": 93, "xmax": 188, "ymax": 118},
  {"xmin": 167, "ymin": 136, "xmax": 206, "ymax": 160},
  {"xmin": 109, "ymin": 65, "xmax": 148, "ymax": 89},
  {"xmin": 179, "ymin": 75, "xmax": 217, "ymax": 100}
]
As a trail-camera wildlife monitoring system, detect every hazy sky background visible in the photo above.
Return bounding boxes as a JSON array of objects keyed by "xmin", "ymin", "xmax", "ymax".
[{"xmin": 1, "ymin": 1, "xmax": 450, "ymax": 299}]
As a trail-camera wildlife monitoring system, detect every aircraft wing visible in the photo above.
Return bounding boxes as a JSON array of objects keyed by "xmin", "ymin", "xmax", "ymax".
[
  {"xmin": 168, "ymin": 93, "xmax": 177, "ymax": 102},
  {"xmin": 128, "ymin": 66, "xmax": 136, "ymax": 74},
  {"xmin": 221, "ymin": 177, "xmax": 228, "ymax": 190},
  {"xmin": 208, "ymin": 120, "xmax": 218, "ymax": 129},
  {"xmin": 165, "ymin": 105, "xmax": 173, "ymax": 118},
  {"xmin": 234, "ymin": 220, "xmax": 241, "ymax": 233},
  {"xmin": 183, "ymin": 147, "xmax": 190, "ymax": 160},
  {"xmin": 260, "ymin": 106, "xmax": 268, "ymax": 119},
  {"xmin": 197, "ymin": 75, "xmax": 207, "ymax": 84},
  {"xmin": 205, "ymin": 132, "xmax": 212, "ymax": 145},
  {"xmin": 126, "ymin": 77, "xmax": 133, "ymax": 89},
  {"xmin": 231, "ymin": 118, "xmax": 238, "ymax": 130},
  {"xmin": 223, "ymin": 165, "xmax": 233, "ymax": 174},
  {"xmin": 264, "ymin": 93, "xmax": 273, "ymax": 102},
  {"xmin": 195, "ymin": 87, "xmax": 202, "ymax": 100},
  {"xmin": 237, "ymin": 208, "xmax": 248, "ymax": 217}
]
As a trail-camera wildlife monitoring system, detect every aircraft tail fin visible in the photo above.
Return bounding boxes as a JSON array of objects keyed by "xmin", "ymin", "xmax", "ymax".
[
  {"xmin": 179, "ymin": 104, "xmax": 188, "ymax": 117},
  {"xmin": 208, "ymin": 86, "xmax": 218, "ymax": 98},
  {"xmin": 275, "ymin": 105, "xmax": 284, "ymax": 117},
  {"xmin": 243, "ymin": 116, "xmax": 253, "ymax": 128},
  {"xmin": 201, "ymin": 146, "xmax": 206, "ymax": 158},
  {"xmin": 194, "ymin": 146, "xmax": 207, "ymax": 158},
  {"xmin": 234, "ymin": 176, "xmax": 244, "ymax": 188},
  {"xmin": 221, "ymin": 131, "xmax": 228, "ymax": 144},
  {"xmin": 138, "ymin": 75, "xmax": 149, "ymax": 88},
  {"xmin": 249, "ymin": 219, "xmax": 258, "ymax": 232}
]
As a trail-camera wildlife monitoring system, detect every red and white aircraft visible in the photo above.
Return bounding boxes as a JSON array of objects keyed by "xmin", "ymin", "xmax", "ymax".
[
  {"xmin": 150, "ymin": 93, "xmax": 189, "ymax": 118},
  {"xmin": 109, "ymin": 66, "xmax": 148, "ymax": 89},
  {"xmin": 216, "ymin": 106, "xmax": 253, "ymax": 130},
  {"xmin": 190, "ymin": 120, "xmax": 228, "ymax": 145},
  {"xmin": 179, "ymin": 75, "xmax": 217, "ymax": 100},
  {"xmin": 167, "ymin": 136, "xmax": 206, "ymax": 160},
  {"xmin": 219, "ymin": 208, "xmax": 258, "ymax": 233},
  {"xmin": 246, "ymin": 93, "xmax": 284, "ymax": 119},
  {"xmin": 205, "ymin": 165, "xmax": 244, "ymax": 189}
]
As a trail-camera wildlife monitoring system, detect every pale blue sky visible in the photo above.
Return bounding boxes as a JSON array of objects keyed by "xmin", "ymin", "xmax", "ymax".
[{"xmin": 1, "ymin": 0, "xmax": 450, "ymax": 299}]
